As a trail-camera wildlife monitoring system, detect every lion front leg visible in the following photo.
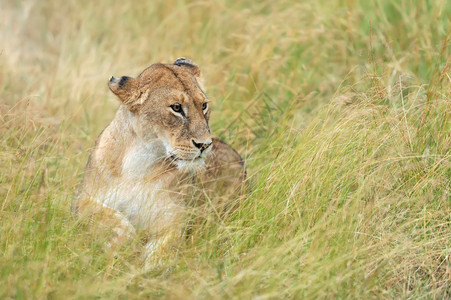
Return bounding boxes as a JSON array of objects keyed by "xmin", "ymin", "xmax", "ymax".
[
  {"xmin": 143, "ymin": 232, "xmax": 182, "ymax": 269},
  {"xmin": 74, "ymin": 197, "xmax": 136, "ymax": 251},
  {"xmin": 142, "ymin": 212, "xmax": 186, "ymax": 268}
]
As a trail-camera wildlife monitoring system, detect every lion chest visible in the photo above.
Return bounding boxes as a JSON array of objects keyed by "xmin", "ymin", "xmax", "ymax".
[
  {"xmin": 100, "ymin": 178, "xmax": 182, "ymax": 232},
  {"xmin": 99, "ymin": 143, "xmax": 184, "ymax": 232}
]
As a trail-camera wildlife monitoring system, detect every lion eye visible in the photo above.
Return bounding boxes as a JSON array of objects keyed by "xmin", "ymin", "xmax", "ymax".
[
  {"xmin": 170, "ymin": 103, "xmax": 183, "ymax": 113},
  {"xmin": 202, "ymin": 102, "xmax": 208, "ymax": 111}
]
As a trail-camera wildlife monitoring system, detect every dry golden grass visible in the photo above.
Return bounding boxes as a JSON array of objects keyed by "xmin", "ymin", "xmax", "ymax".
[{"xmin": 1, "ymin": 0, "xmax": 450, "ymax": 298}]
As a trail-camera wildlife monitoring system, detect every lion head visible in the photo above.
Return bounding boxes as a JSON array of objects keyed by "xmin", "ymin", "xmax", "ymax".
[{"xmin": 108, "ymin": 58, "xmax": 212, "ymax": 170}]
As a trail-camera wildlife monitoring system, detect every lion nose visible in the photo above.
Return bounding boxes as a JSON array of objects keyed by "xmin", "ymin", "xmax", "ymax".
[{"xmin": 192, "ymin": 139, "xmax": 212, "ymax": 153}]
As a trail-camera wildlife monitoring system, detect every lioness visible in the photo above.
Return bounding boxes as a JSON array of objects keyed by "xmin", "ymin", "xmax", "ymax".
[{"xmin": 74, "ymin": 58, "xmax": 245, "ymax": 257}]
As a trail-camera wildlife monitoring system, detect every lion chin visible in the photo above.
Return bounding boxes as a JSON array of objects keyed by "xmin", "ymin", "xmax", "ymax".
[{"xmin": 173, "ymin": 157, "xmax": 206, "ymax": 172}]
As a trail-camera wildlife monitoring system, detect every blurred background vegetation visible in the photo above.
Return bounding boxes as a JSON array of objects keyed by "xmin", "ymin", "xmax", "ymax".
[{"xmin": 0, "ymin": 0, "xmax": 450, "ymax": 298}]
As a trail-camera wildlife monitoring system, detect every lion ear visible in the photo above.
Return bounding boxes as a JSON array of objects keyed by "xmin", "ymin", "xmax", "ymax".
[
  {"xmin": 173, "ymin": 57, "xmax": 201, "ymax": 77},
  {"xmin": 108, "ymin": 76, "xmax": 144, "ymax": 109}
]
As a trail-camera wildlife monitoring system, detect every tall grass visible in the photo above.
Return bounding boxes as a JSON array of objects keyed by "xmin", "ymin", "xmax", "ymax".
[{"xmin": 1, "ymin": 0, "xmax": 450, "ymax": 298}]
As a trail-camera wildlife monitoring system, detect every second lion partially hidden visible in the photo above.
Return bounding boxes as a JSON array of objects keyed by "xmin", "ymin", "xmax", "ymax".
[{"xmin": 73, "ymin": 58, "xmax": 245, "ymax": 258}]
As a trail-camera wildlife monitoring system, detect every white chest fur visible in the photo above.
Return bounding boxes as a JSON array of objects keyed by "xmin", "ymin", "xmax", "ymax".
[
  {"xmin": 96, "ymin": 140, "xmax": 184, "ymax": 232},
  {"xmin": 101, "ymin": 178, "xmax": 183, "ymax": 232}
]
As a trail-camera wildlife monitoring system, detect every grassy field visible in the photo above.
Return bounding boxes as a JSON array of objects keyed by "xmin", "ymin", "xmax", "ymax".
[{"xmin": 1, "ymin": 0, "xmax": 450, "ymax": 298}]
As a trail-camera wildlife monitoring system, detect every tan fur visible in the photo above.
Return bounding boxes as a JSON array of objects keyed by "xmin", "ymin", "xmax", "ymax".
[{"xmin": 73, "ymin": 58, "xmax": 245, "ymax": 259}]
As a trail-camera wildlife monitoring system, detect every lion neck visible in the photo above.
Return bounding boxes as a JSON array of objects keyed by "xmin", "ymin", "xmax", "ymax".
[{"xmin": 104, "ymin": 105, "xmax": 174, "ymax": 180}]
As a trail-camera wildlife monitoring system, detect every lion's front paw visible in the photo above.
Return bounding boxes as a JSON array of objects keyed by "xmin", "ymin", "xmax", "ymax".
[{"xmin": 105, "ymin": 218, "xmax": 136, "ymax": 251}]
